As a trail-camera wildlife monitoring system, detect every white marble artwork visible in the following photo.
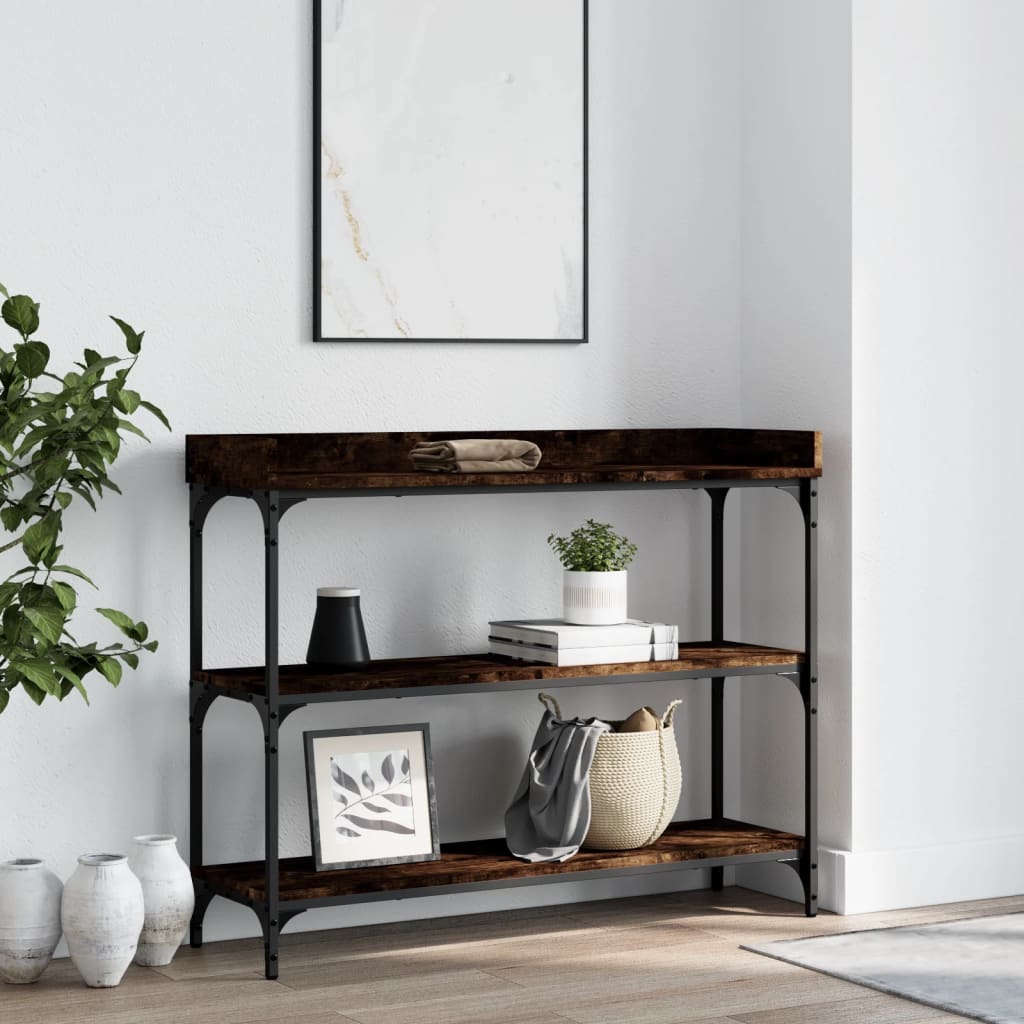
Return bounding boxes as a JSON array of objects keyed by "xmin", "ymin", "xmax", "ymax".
[{"xmin": 318, "ymin": 0, "xmax": 585, "ymax": 340}]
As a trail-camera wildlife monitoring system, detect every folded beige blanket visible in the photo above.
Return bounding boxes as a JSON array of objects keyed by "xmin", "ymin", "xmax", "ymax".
[{"xmin": 410, "ymin": 438, "xmax": 542, "ymax": 473}]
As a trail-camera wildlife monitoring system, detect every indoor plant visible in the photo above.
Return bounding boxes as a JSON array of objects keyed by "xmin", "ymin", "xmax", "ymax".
[
  {"xmin": 547, "ymin": 518, "xmax": 637, "ymax": 624},
  {"xmin": 0, "ymin": 282, "xmax": 168, "ymax": 713}
]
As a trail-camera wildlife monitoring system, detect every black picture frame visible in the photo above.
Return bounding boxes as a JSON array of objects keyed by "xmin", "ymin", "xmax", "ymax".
[
  {"xmin": 304, "ymin": 724, "xmax": 441, "ymax": 872},
  {"xmin": 313, "ymin": 0, "xmax": 588, "ymax": 344}
]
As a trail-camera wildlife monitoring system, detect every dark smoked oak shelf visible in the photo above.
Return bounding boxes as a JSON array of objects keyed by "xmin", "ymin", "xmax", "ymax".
[
  {"xmin": 185, "ymin": 428, "xmax": 822, "ymax": 492},
  {"xmin": 192, "ymin": 642, "xmax": 805, "ymax": 701},
  {"xmin": 194, "ymin": 820, "xmax": 804, "ymax": 905}
]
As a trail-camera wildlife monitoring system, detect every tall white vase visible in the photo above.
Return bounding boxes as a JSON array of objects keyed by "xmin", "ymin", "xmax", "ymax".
[
  {"xmin": 128, "ymin": 835, "xmax": 194, "ymax": 967},
  {"xmin": 61, "ymin": 854, "xmax": 143, "ymax": 988},
  {"xmin": 0, "ymin": 859, "xmax": 63, "ymax": 984}
]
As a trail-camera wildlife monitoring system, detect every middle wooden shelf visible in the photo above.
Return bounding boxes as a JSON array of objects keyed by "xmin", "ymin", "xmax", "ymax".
[{"xmin": 191, "ymin": 641, "xmax": 805, "ymax": 705}]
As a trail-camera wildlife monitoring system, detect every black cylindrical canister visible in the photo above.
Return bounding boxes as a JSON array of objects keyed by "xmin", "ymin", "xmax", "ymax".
[{"xmin": 305, "ymin": 587, "xmax": 370, "ymax": 668}]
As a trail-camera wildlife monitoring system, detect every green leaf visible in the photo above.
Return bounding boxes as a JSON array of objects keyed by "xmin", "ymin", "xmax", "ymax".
[
  {"xmin": 142, "ymin": 640, "xmax": 158, "ymax": 652},
  {"xmin": 83, "ymin": 348, "xmax": 102, "ymax": 366},
  {"xmin": 0, "ymin": 582, "xmax": 20, "ymax": 608},
  {"xmin": 109, "ymin": 316, "xmax": 143, "ymax": 355},
  {"xmin": 2, "ymin": 295, "xmax": 40, "ymax": 338},
  {"xmin": 23, "ymin": 606, "xmax": 65, "ymax": 645},
  {"xmin": 97, "ymin": 657, "xmax": 123, "ymax": 687},
  {"xmin": 52, "ymin": 581, "xmax": 77, "ymax": 611},
  {"xmin": 0, "ymin": 505, "xmax": 22, "ymax": 532},
  {"xmin": 120, "ymin": 651, "xmax": 139, "ymax": 670},
  {"xmin": 116, "ymin": 418, "xmax": 150, "ymax": 441},
  {"xmin": 15, "ymin": 340, "xmax": 50, "ymax": 378},
  {"xmin": 114, "ymin": 388, "xmax": 141, "ymax": 414},
  {"xmin": 13, "ymin": 660, "xmax": 58, "ymax": 694},
  {"xmin": 55, "ymin": 492, "xmax": 73, "ymax": 510},
  {"xmin": 51, "ymin": 565, "xmax": 96, "ymax": 587},
  {"xmin": 96, "ymin": 607, "xmax": 137, "ymax": 638},
  {"xmin": 0, "ymin": 689, "xmax": 9, "ymax": 713},
  {"xmin": 20, "ymin": 680, "xmax": 46, "ymax": 705},
  {"xmin": 139, "ymin": 400, "xmax": 171, "ymax": 431},
  {"xmin": 53, "ymin": 663, "xmax": 88, "ymax": 703},
  {"xmin": 22, "ymin": 513, "xmax": 59, "ymax": 565},
  {"xmin": 0, "ymin": 281, "xmax": 8, "ymax": 299}
]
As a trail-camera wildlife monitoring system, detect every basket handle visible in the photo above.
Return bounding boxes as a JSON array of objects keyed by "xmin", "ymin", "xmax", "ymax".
[
  {"xmin": 538, "ymin": 692, "xmax": 564, "ymax": 719},
  {"xmin": 662, "ymin": 699, "xmax": 683, "ymax": 728}
]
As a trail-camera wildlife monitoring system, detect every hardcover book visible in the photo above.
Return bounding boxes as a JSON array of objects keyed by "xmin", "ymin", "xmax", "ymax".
[
  {"xmin": 488, "ymin": 618, "xmax": 679, "ymax": 649},
  {"xmin": 488, "ymin": 638, "xmax": 679, "ymax": 667}
]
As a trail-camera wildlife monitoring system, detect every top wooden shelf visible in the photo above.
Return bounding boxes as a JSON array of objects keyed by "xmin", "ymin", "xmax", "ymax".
[{"xmin": 185, "ymin": 428, "xmax": 822, "ymax": 491}]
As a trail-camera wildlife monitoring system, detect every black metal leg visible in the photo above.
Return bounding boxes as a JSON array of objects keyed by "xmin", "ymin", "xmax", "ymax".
[
  {"xmin": 189, "ymin": 487, "xmax": 221, "ymax": 946},
  {"xmin": 711, "ymin": 677, "xmax": 725, "ymax": 892},
  {"xmin": 801, "ymin": 479, "xmax": 819, "ymax": 917},
  {"xmin": 260, "ymin": 491, "xmax": 282, "ymax": 979},
  {"xmin": 707, "ymin": 488, "xmax": 728, "ymax": 893},
  {"xmin": 190, "ymin": 884, "xmax": 214, "ymax": 948}
]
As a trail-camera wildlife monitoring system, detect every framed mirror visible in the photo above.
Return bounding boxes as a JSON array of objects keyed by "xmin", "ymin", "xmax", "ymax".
[{"xmin": 314, "ymin": 0, "xmax": 587, "ymax": 343}]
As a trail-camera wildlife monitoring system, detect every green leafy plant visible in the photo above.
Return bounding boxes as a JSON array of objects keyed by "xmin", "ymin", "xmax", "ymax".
[
  {"xmin": 547, "ymin": 519, "xmax": 638, "ymax": 573},
  {"xmin": 0, "ymin": 281, "xmax": 170, "ymax": 713}
]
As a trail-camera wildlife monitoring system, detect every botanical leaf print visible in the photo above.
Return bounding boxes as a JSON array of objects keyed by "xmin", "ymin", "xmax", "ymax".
[
  {"xmin": 330, "ymin": 748, "xmax": 416, "ymax": 840},
  {"xmin": 330, "ymin": 761, "xmax": 361, "ymax": 796},
  {"xmin": 338, "ymin": 814, "xmax": 415, "ymax": 835}
]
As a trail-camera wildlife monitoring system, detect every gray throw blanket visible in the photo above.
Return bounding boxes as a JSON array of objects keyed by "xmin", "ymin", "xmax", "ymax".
[{"xmin": 505, "ymin": 697, "xmax": 610, "ymax": 863}]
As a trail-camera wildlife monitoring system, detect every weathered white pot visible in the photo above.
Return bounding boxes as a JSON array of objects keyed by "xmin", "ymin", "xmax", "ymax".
[
  {"xmin": 61, "ymin": 854, "xmax": 143, "ymax": 988},
  {"xmin": 562, "ymin": 570, "xmax": 628, "ymax": 625},
  {"xmin": 128, "ymin": 835, "xmax": 194, "ymax": 967},
  {"xmin": 0, "ymin": 859, "xmax": 63, "ymax": 984}
]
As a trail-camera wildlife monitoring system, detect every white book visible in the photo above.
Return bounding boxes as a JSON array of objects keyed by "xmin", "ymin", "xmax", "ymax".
[
  {"xmin": 488, "ymin": 618, "xmax": 679, "ymax": 649},
  {"xmin": 488, "ymin": 638, "xmax": 678, "ymax": 667}
]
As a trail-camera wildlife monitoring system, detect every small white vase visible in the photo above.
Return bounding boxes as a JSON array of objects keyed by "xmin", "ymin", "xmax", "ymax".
[
  {"xmin": 0, "ymin": 859, "xmax": 63, "ymax": 984},
  {"xmin": 563, "ymin": 570, "xmax": 628, "ymax": 625},
  {"xmin": 128, "ymin": 835, "xmax": 194, "ymax": 967},
  {"xmin": 61, "ymin": 854, "xmax": 144, "ymax": 988}
]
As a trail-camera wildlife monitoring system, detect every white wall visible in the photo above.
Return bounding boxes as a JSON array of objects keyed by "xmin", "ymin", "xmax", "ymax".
[
  {"xmin": 735, "ymin": 0, "xmax": 853, "ymax": 910},
  {"xmin": 846, "ymin": 0, "xmax": 1024, "ymax": 912},
  {"xmin": 0, "ymin": 0, "xmax": 746, "ymax": 942}
]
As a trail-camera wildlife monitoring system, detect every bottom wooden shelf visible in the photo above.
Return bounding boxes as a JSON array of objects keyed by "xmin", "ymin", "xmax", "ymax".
[{"xmin": 194, "ymin": 819, "xmax": 803, "ymax": 907}]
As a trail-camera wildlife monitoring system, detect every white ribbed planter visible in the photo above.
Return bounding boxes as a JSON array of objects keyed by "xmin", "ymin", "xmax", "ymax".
[
  {"xmin": 128, "ymin": 835, "xmax": 194, "ymax": 967},
  {"xmin": 0, "ymin": 859, "xmax": 63, "ymax": 984},
  {"xmin": 61, "ymin": 854, "xmax": 144, "ymax": 988},
  {"xmin": 562, "ymin": 570, "xmax": 628, "ymax": 625}
]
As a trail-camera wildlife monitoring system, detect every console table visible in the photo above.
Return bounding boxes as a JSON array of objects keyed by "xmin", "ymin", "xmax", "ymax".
[{"xmin": 186, "ymin": 428, "xmax": 821, "ymax": 978}]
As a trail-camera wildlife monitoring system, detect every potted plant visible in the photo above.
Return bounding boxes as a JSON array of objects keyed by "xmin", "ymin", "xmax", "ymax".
[
  {"xmin": 546, "ymin": 518, "xmax": 637, "ymax": 624},
  {"xmin": 0, "ymin": 281, "xmax": 169, "ymax": 714}
]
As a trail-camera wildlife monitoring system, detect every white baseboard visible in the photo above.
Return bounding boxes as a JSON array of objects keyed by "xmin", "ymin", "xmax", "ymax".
[{"xmin": 738, "ymin": 836, "xmax": 1024, "ymax": 915}]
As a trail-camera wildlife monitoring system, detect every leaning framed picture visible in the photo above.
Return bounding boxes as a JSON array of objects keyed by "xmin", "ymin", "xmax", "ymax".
[{"xmin": 304, "ymin": 724, "xmax": 440, "ymax": 871}]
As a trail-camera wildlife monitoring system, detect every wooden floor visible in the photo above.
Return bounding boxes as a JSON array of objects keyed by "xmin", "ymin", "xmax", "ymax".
[{"xmin": 5, "ymin": 887, "xmax": 1022, "ymax": 1023}]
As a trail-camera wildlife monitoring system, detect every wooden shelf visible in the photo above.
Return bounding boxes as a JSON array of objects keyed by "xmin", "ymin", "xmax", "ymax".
[
  {"xmin": 193, "ymin": 642, "xmax": 804, "ymax": 700},
  {"xmin": 194, "ymin": 819, "xmax": 804, "ymax": 905},
  {"xmin": 186, "ymin": 428, "xmax": 821, "ymax": 491}
]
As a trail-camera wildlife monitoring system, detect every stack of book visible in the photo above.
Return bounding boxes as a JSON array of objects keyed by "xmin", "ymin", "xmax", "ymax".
[{"xmin": 488, "ymin": 618, "xmax": 679, "ymax": 667}]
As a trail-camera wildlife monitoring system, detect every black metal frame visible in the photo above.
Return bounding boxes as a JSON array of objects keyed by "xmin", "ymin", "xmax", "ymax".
[
  {"xmin": 312, "ymin": 0, "xmax": 589, "ymax": 344},
  {"xmin": 188, "ymin": 476, "xmax": 818, "ymax": 978}
]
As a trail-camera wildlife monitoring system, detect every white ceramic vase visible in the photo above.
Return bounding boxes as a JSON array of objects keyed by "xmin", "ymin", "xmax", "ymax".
[
  {"xmin": 562, "ymin": 569, "xmax": 628, "ymax": 625},
  {"xmin": 128, "ymin": 835, "xmax": 194, "ymax": 967},
  {"xmin": 0, "ymin": 858, "xmax": 63, "ymax": 984},
  {"xmin": 61, "ymin": 854, "xmax": 144, "ymax": 988}
]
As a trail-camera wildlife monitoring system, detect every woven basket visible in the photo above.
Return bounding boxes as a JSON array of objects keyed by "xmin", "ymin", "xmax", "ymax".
[{"xmin": 538, "ymin": 694, "xmax": 682, "ymax": 851}]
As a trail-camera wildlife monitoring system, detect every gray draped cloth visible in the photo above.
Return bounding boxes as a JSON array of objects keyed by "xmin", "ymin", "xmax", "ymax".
[{"xmin": 505, "ymin": 698, "xmax": 610, "ymax": 863}]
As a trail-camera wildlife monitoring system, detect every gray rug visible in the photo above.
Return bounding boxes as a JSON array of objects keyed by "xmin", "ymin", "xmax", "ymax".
[{"xmin": 744, "ymin": 913, "xmax": 1024, "ymax": 1024}]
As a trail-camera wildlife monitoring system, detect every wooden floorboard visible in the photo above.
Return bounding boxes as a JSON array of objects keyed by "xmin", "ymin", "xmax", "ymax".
[{"xmin": 6, "ymin": 887, "xmax": 1015, "ymax": 1024}]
